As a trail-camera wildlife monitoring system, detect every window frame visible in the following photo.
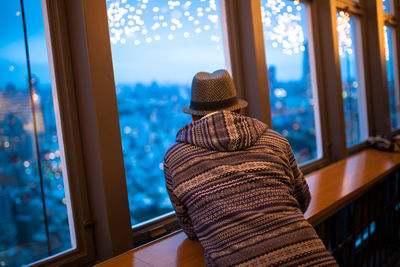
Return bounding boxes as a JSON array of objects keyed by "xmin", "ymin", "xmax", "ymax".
[
  {"xmin": 104, "ymin": 0, "xmax": 235, "ymax": 249},
  {"xmin": 18, "ymin": 0, "xmax": 400, "ymax": 265},
  {"xmin": 29, "ymin": 0, "xmax": 134, "ymax": 264},
  {"xmin": 383, "ymin": 0, "xmax": 400, "ymax": 134},
  {"xmin": 27, "ymin": 0, "xmax": 97, "ymax": 265},
  {"xmin": 335, "ymin": 1, "xmax": 372, "ymax": 153}
]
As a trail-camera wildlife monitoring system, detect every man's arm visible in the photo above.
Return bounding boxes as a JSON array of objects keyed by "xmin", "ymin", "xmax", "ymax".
[
  {"xmin": 164, "ymin": 162, "xmax": 198, "ymax": 240},
  {"xmin": 286, "ymin": 143, "xmax": 311, "ymax": 213}
]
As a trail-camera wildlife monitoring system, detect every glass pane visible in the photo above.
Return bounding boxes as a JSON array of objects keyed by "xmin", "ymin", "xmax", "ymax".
[
  {"xmin": 336, "ymin": 11, "xmax": 368, "ymax": 147},
  {"xmin": 0, "ymin": 1, "xmax": 73, "ymax": 266},
  {"xmin": 384, "ymin": 26, "xmax": 400, "ymax": 130},
  {"xmin": 383, "ymin": 0, "xmax": 394, "ymax": 14},
  {"xmin": 106, "ymin": 0, "xmax": 226, "ymax": 225},
  {"xmin": 260, "ymin": 0, "xmax": 322, "ymax": 164}
]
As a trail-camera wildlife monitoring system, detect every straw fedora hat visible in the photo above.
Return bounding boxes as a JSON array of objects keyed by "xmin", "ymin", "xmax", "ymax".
[{"xmin": 182, "ymin": 69, "xmax": 248, "ymax": 116}]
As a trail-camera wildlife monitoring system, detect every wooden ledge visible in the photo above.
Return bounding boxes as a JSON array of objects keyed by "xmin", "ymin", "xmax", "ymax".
[
  {"xmin": 96, "ymin": 149, "xmax": 400, "ymax": 267},
  {"xmin": 304, "ymin": 149, "xmax": 400, "ymax": 225}
]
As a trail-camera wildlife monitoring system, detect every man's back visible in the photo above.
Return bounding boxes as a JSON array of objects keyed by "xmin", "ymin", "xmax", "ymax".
[{"xmin": 164, "ymin": 111, "xmax": 337, "ymax": 266}]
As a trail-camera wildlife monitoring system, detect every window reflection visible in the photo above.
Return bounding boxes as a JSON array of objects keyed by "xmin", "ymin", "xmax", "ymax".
[
  {"xmin": 261, "ymin": 0, "xmax": 322, "ymax": 164},
  {"xmin": 0, "ymin": 1, "xmax": 72, "ymax": 266},
  {"xmin": 106, "ymin": 0, "xmax": 226, "ymax": 225},
  {"xmin": 337, "ymin": 11, "xmax": 368, "ymax": 147},
  {"xmin": 383, "ymin": 0, "xmax": 394, "ymax": 14},
  {"xmin": 384, "ymin": 26, "xmax": 400, "ymax": 130}
]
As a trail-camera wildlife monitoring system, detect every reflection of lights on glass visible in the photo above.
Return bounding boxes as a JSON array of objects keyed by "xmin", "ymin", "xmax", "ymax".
[
  {"xmin": 337, "ymin": 11, "xmax": 352, "ymax": 58},
  {"xmin": 282, "ymin": 129, "xmax": 289, "ymax": 137},
  {"xmin": 293, "ymin": 123, "xmax": 300, "ymax": 130},
  {"xmin": 24, "ymin": 161, "xmax": 30, "ymax": 167},
  {"xmin": 384, "ymin": 26, "xmax": 389, "ymax": 61},
  {"xmin": 62, "ymin": 198, "xmax": 67, "ymax": 205},
  {"xmin": 383, "ymin": 0, "xmax": 389, "ymax": 12},
  {"xmin": 352, "ymin": 81, "xmax": 358, "ymax": 88},
  {"xmin": 107, "ymin": 0, "xmax": 220, "ymax": 45},
  {"xmin": 16, "ymin": 11, "xmax": 21, "ymax": 16},
  {"xmin": 342, "ymin": 91, "xmax": 348, "ymax": 98},
  {"xmin": 261, "ymin": 0, "xmax": 305, "ymax": 55},
  {"xmin": 9, "ymin": 66, "xmax": 14, "ymax": 71}
]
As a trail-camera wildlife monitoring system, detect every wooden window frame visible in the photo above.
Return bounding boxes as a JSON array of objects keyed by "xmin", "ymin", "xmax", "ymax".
[
  {"xmin": 383, "ymin": 0, "xmax": 400, "ymax": 134},
  {"xmin": 25, "ymin": 0, "xmax": 400, "ymax": 265}
]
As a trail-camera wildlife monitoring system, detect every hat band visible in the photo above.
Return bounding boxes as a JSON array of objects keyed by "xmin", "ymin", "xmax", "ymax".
[{"xmin": 190, "ymin": 96, "xmax": 238, "ymax": 111}]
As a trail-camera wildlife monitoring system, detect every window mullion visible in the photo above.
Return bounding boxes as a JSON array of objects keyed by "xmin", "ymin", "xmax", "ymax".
[
  {"xmin": 314, "ymin": 0, "xmax": 347, "ymax": 162},
  {"xmin": 365, "ymin": 0, "xmax": 391, "ymax": 135},
  {"xmin": 230, "ymin": 0, "xmax": 271, "ymax": 125},
  {"xmin": 60, "ymin": 0, "xmax": 134, "ymax": 261}
]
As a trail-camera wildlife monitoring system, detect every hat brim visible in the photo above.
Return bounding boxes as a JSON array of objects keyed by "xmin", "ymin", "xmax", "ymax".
[{"xmin": 182, "ymin": 99, "xmax": 248, "ymax": 116}]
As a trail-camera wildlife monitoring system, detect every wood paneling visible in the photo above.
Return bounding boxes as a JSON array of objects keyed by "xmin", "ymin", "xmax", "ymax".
[
  {"xmin": 96, "ymin": 233, "xmax": 205, "ymax": 267},
  {"xmin": 96, "ymin": 149, "xmax": 400, "ymax": 267}
]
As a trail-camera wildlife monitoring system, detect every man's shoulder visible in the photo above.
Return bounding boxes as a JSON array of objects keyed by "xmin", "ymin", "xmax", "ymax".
[
  {"xmin": 259, "ymin": 128, "xmax": 290, "ymax": 147},
  {"xmin": 164, "ymin": 141, "xmax": 192, "ymax": 163}
]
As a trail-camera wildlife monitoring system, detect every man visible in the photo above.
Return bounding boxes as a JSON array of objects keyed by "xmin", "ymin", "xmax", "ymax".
[{"xmin": 164, "ymin": 69, "xmax": 337, "ymax": 266}]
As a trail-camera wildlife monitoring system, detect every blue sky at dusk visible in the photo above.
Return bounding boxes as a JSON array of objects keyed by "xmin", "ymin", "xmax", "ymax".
[
  {"xmin": 1, "ymin": 0, "xmax": 310, "ymax": 91},
  {"xmin": 108, "ymin": 0, "xmax": 306, "ymax": 85},
  {"xmin": 0, "ymin": 0, "xmax": 50, "ymax": 89}
]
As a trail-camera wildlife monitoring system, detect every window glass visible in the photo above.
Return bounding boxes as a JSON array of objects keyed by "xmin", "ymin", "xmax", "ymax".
[
  {"xmin": 0, "ymin": 1, "xmax": 72, "ymax": 266},
  {"xmin": 384, "ymin": 25, "xmax": 400, "ymax": 130},
  {"xmin": 260, "ymin": 0, "xmax": 322, "ymax": 164},
  {"xmin": 336, "ymin": 11, "xmax": 368, "ymax": 147},
  {"xmin": 383, "ymin": 0, "xmax": 394, "ymax": 14},
  {"xmin": 106, "ymin": 0, "xmax": 226, "ymax": 225}
]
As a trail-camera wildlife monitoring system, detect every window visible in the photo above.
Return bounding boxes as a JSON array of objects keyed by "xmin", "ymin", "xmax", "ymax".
[
  {"xmin": 106, "ymin": 0, "xmax": 226, "ymax": 225},
  {"xmin": 0, "ymin": 1, "xmax": 73, "ymax": 266},
  {"xmin": 260, "ymin": 0, "xmax": 322, "ymax": 164},
  {"xmin": 383, "ymin": 0, "xmax": 394, "ymax": 15},
  {"xmin": 384, "ymin": 25, "xmax": 400, "ymax": 130},
  {"xmin": 336, "ymin": 11, "xmax": 368, "ymax": 147}
]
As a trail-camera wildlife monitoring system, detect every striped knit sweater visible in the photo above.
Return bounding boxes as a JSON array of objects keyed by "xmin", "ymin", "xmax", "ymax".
[{"xmin": 164, "ymin": 111, "xmax": 337, "ymax": 266}]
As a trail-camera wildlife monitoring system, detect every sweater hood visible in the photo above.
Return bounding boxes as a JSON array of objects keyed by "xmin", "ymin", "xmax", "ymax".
[{"xmin": 176, "ymin": 111, "xmax": 268, "ymax": 151}]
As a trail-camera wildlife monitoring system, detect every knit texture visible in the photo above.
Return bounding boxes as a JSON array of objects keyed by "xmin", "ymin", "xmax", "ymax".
[{"xmin": 164, "ymin": 111, "xmax": 337, "ymax": 266}]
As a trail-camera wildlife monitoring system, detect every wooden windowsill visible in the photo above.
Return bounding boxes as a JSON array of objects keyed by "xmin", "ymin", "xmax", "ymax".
[{"xmin": 96, "ymin": 149, "xmax": 400, "ymax": 267}]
